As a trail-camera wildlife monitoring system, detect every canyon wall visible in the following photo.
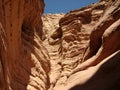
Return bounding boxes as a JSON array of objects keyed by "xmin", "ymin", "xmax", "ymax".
[
  {"xmin": 0, "ymin": 0, "xmax": 50, "ymax": 90},
  {"xmin": 0, "ymin": 0, "xmax": 120, "ymax": 90},
  {"xmin": 49, "ymin": 0, "xmax": 120, "ymax": 90},
  {"xmin": 42, "ymin": 0, "xmax": 120, "ymax": 90},
  {"xmin": 44, "ymin": 1, "xmax": 108, "ymax": 89}
]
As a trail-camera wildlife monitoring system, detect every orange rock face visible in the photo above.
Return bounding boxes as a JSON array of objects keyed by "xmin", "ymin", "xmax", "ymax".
[
  {"xmin": 42, "ymin": 0, "xmax": 120, "ymax": 90},
  {"xmin": 47, "ymin": 1, "xmax": 108, "ymax": 89},
  {"xmin": 0, "ymin": 0, "xmax": 50, "ymax": 90},
  {"xmin": 0, "ymin": 0, "xmax": 120, "ymax": 90},
  {"xmin": 52, "ymin": 0, "xmax": 120, "ymax": 90}
]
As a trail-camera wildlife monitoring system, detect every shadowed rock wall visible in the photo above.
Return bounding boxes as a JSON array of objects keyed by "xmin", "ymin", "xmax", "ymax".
[
  {"xmin": 0, "ymin": 0, "xmax": 120, "ymax": 90},
  {"xmin": 0, "ymin": 0, "xmax": 50, "ymax": 90},
  {"xmin": 42, "ymin": 0, "xmax": 120, "ymax": 90}
]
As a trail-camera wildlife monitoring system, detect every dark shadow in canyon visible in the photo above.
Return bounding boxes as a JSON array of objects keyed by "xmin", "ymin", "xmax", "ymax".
[{"xmin": 70, "ymin": 51, "xmax": 120, "ymax": 90}]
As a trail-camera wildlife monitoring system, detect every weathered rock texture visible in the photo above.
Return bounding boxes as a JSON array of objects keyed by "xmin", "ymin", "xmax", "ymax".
[
  {"xmin": 42, "ymin": 14, "xmax": 65, "ymax": 90},
  {"xmin": 0, "ymin": 0, "xmax": 50, "ymax": 90},
  {"xmin": 47, "ymin": 1, "xmax": 108, "ymax": 89},
  {"xmin": 42, "ymin": 0, "xmax": 120, "ymax": 90},
  {"xmin": 0, "ymin": 0, "xmax": 120, "ymax": 90}
]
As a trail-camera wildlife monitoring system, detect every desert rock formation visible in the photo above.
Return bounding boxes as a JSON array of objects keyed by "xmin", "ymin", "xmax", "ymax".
[
  {"xmin": 0, "ymin": 0, "xmax": 50, "ymax": 90},
  {"xmin": 0, "ymin": 0, "xmax": 120, "ymax": 90},
  {"xmin": 42, "ymin": 0, "xmax": 120, "ymax": 90},
  {"xmin": 42, "ymin": 1, "xmax": 108, "ymax": 89},
  {"xmin": 51, "ymin": 0, "xmax": 120, "ymax": 90}
]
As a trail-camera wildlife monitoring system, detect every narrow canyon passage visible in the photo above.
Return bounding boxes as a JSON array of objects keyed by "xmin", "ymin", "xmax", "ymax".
[
  {"xmin": 41, "ymin": 1, "xmax": 120, "ymax": 90},
  {"xmin": 42, "ymin": 13, "xmax": 92, "ymax": 89},
  {"xmin": 0, "ymin": 0, "xmax": 120, "ymax": 90},
  {"xmin": 42, "ymin": 14, "xmax": 64, "ymax": 89}
]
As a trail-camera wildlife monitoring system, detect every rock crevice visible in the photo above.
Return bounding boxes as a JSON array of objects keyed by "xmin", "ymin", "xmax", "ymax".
[{"xmin": 0, "ymin": 0, "xmax": 120, "ymax": 90}]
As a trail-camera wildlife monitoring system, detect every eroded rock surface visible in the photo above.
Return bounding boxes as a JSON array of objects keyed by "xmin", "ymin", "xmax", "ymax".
[
  {"xmin": 49, "ymin": 0, "xmax": 120, "ymax": 90},
  {"xmin": 0, "ymin": 0, "xmax": 120, "ymax": 90},
  {"xmin": 42, "ymin": 0, "xmax": 120, "ymax": 90},
  {"xmin": 46, "ymin": 1, "xmax": 108, "ymax": 89},
  {"xmin": 0, "ymin": 0, "xmax": 50, "ymax": 90}
]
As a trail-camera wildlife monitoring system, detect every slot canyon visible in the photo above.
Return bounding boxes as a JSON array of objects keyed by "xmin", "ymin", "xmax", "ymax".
[{"xmin": 0, "ymin": 0, "xmax": 120, "ymax": 90}]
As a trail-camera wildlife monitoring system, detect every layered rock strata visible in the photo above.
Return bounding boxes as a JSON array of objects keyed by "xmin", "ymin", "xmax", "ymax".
[
  {"xmin": 50, "ymin": 1, "xmax": 108, "ymax": 89},
  {"xmin": 0, "ymin": 0, "xmax": 120, "ymax": 90},
  {"xmin": 50, "ymin": 0, "xmax": 120, "ymax": 90},
  {"xmin": 42, "ymin": 0, "xmax": 120, "ymax": 90}
]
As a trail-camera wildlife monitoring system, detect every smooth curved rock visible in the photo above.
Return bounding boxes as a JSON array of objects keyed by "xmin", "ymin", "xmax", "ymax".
[
  {"xmin": 0, "ymin": 0, "xmax": 50, "ymax": 90},
  {"xmin": 1, "ymin": 0, "xmax": 120, "ymax": 90},
  {"xmin": 48, "ymin": 0, "xmax": 120, "ymax": 90}
]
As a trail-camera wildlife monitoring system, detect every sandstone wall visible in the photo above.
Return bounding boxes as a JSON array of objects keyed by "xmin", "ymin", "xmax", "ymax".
[
  {"xmin": 44, "ymin": 0, "xmax": 120, "ymax": 90},
  {"xmin": 50, "ymin": 1, "xmax": 108, "ymax": 88},
  {"xmin": 53, "ymin": 0, "xmax": 120, "ymax": 90},
  {"xmin": 0, "ymin": 0, "xmax": 120, "ymax": 90},
  {"xmin": 0, "ymin": 0, "xmax": 50, "ymax": 90}
]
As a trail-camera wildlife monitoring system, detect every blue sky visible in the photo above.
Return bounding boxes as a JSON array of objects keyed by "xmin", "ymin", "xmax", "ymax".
[{"xmin": 44, "ymin": 0, "xmax": 99, "ymax": 13}]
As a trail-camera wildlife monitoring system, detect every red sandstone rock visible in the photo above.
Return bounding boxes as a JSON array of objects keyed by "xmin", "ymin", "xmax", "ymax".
[
  {"xmin": 0, "ymin": 0, "xmax": 120, "ymax": 90},
  {"xmin": 0, "ymin": 0, "xmax": 50, "ymax": 90}
]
